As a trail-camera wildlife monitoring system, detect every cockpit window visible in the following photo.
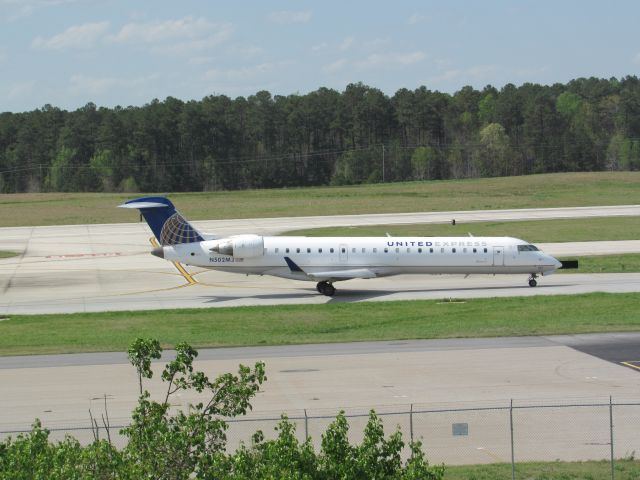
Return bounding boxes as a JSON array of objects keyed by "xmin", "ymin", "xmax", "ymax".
[{"xmin": 518, "ymin": 244, "xmax": 539, "ymax": 252}]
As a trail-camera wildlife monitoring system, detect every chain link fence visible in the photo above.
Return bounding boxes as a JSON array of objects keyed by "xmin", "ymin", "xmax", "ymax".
[{"xmin": 2, "ymin": 397, "xmax": 639, "ymax": 478}]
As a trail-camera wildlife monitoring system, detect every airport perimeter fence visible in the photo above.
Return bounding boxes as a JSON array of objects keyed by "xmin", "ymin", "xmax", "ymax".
[{"xmin": 1, "ymin": 396, "xmax": 639, "ymax": 479}]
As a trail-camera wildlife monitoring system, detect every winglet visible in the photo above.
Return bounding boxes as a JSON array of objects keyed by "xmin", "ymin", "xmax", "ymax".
[{"xmin": 284, "ymin": 256, "xmax": 304, "ymax": 272}]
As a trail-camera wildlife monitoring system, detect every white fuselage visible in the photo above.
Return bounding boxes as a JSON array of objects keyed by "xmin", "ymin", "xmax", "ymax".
[{"xmin": 160, "ymin": 236, "xmax": 561, "ymax": 283}]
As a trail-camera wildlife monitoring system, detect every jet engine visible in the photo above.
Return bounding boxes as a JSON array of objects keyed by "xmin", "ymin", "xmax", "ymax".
[{"xmin": 210, "ymin": 234, "xmax": 264, "ymax": 258}]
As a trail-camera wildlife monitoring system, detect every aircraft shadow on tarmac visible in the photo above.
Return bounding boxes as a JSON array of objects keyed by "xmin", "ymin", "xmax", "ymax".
[{"xmin": 196, "ymin": 282, "xmax": 571, "ymax": 304}]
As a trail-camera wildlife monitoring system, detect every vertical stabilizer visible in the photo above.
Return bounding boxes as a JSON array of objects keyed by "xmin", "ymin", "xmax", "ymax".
[{"xmin": 119, "ymin": 196, "xmax": 204, "ymax": 246}]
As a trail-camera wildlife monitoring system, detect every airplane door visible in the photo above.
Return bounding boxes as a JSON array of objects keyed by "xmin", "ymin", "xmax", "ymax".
[
  {"xmin": 493, "ymin": 246, "xmax": 504, "ymax": 266},
  {"xmin": 339, "ymin": 243, "xmax": 348, "ymax": 263}
]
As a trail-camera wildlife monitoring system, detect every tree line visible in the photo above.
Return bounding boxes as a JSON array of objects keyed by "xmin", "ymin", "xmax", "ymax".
[{"xmin": 1, "ymin": 76, "xmax": 640, "ymax": 193}]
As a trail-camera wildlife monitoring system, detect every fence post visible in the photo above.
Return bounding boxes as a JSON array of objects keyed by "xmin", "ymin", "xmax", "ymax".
[
  {"xmin": 304, "ymin": 409, "xmax": 308, "ymax": 442},
  {"xmin": 610, "ymin": 396, "xmax": 615, "ymax": 480},
  {"xmin": 410, "ymin": 403, "xmax": 414, "ymax": 444},
  {"xmin": 510, "ymin": 399, "xmax": 516, "ymax": 480}
]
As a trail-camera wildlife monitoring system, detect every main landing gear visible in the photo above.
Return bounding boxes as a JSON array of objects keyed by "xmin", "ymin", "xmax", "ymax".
[
  {"xmin": 316, "ymin": 281, "xmax": 336, "ymax": 296},
  {"xmin": 528, "ymin": 274, "xmax": 538, "ymax": 287}
]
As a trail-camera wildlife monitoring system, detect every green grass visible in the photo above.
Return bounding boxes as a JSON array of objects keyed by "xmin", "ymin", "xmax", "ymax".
[
  {"xmin": 0, "ymin": 172, "xmax": 639, "ymax": 227},
  {"xmin": 0, "ymin": 250, "xmax": 18, "ymax": 259},
  {"xmin": 445, "ymin": 459, "xmax": 640, "ymax": 480},
  {"xmin": 557, "ymin": 254, "xmax": 640, "ymax": 273},
  {"xmin": 0, "ymin": 292, "xmax": 639, "ymax": 356},
  {"xmin": 284, "ymin": 216, "xmax": 640, "ymax": 243}
]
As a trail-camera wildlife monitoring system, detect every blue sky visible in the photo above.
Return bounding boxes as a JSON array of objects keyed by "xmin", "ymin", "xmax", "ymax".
[{"xmin": 1, "ymin": 0, "xmax": 639, "ymax": 112}]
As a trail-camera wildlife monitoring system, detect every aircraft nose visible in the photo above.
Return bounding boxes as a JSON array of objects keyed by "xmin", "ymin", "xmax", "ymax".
[{"xmin": 151, "ymin": 246, "xmax": 164, "ymax": 259}]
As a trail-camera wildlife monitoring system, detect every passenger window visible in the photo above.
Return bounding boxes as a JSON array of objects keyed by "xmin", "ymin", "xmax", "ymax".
[
  {"xmin": 352, "ymin": 248, "xmax": 356, "ymax": 253},
  {"xmin": 286, "ymin": 248, "xmax": 290, "ymax": 253},
  {"xmin": 395, "ymin": 248, "xmax": 400, "ymax": 253},
  {"xmin": 441, "ymin": 248, "xmax": 444, "ymax": 253},
  {"xmin": 275, "ymin": 248, "xmax": 279, "ymax": 253},
  {"xmin": 430, "ymin": 248, "xmax": 434, "ymax": 253},
  {"xmin": 484, "ymin": 248, "xmax": 488, "ymax": 253},
  {"xmin": 373, "ymin": 248, "xmax": 377, "ymax": 253},
  {"xmin": 296, "ymin": 248, "xmax": 300, "ymax": 253},
  {"xmin": 330, "ymin": 248, "xmax": 334, "ymax": 253},
  {"xmin": 473, "ymin": 248, "xmax": 477, "ymax": 253},
  {"xmin": 341, "ymin": 248, "xmax": 346, "ymax": 253},
  {"xmin": 452, "ymin": 248, "xmax": 456, "ymax": 253},
  {"xmin": 406, "ymin": 248, "xmax": 411, "ymax": 253},
  {"xmin": 362, "ymin": 248, "xmax": 366, "ymax": 253},
  {"xmin": 463, "ymin": 248, "xmax": 467, "ymax": 253},
  {"xmin": 418, "ymin": 248, "xmax": 422, "ymax": 253},
  {"xmin": 318, "ymin": 248, "xmax": 322, "ymax": 253},
  {"xmin": 384, "ymin": 248, "xmax": 388, "ymax": 253}
]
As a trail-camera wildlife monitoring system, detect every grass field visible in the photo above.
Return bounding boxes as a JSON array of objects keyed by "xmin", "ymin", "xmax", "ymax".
[
  {"xmin": 0, "ymin": 172, "xmax": 639, "ymax": 227},
  {"xmin": 444, "ymin": 459, "xmax": 640, "ymax": 480},
  {"xmin": 284, "ymin": 216, "xmax": 640, "ymax": 243},
  {"xmin": 0, "ymin": 251, "xmax": 18, "ymax": 259},
  {"xmin": 0, "ymin": 292, "xmax": 638, "ymax": 356},
  {"xmin": 557, "ymin": 254, "xmax": 640, "ymax": 273}
]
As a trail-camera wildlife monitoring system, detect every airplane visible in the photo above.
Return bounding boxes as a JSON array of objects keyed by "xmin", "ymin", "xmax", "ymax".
[{"xmin": 120, "ymin": 196, "xmax": 566, "ymax": 296}]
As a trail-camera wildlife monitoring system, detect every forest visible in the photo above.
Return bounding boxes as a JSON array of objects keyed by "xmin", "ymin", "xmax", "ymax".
[{"xmin": 1, "ymin": 76, "xmax": 639, "ymax": 193}]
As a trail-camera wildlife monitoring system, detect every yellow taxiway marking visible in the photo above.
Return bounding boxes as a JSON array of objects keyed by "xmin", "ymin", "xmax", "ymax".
[
  {"xmin": 621, "ymin": 361, "xmax": 640, "ymax": 371},
  {"xmin": 149, "ymin": 237, "xmax": 198, "ymax": 286}
]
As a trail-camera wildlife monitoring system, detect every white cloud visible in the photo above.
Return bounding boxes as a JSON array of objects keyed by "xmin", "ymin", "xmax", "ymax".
[
  {"xmin": 339, "ymin": 36, "xmax": 354, "ymax": 51},
  {"xmin": 31, "ymin": 21, "xmax": 109, "ymax": 50},
  {"xmin": 323, "ymin": 59, "xmax": 347, "ymax": 74},
  {"xmin": 8, "ymin": 80, "xmax": 36, "ymax": 99},
  {"xmin": 109, "ymin": 16, "xmax": 217, "ymax": 44},
  {"xmin": 107, "ymin": 16, "xmax": 233, "ymax": 56},
  {"xmin": 364, "ymin": 37, "xmax": 391, "ymax": 48},
  {"xmin": 69, "ymin": 74, "xmax": 157, "ymax": 95},
  {"xmin": 205, "ymin": 62, "xmax": 290, "ymax": 82},
  {"xmin": 267, "ymin": 10, "xmax": 312, "ymax": 24},
  {"xmin": 358, "ymin": 51, "xmax": 426, "ymax": 68},
  {"xmin": 514, "ymin": 66, "xmax": 549, "ymax": 77},
  {"xmin": 312, "ymin": 42, "xmax": 329, "ymax": 52},
  {"xmin": 3, "ymin": 0, "xmax": 85, "ymax": 22},
  {"xmin": 428, "ymin": 65, "xmax": 498, "ymax": 84},
  {"xmin": 407, "ymin": 13, "xmax": 429, "ymax": 25}
]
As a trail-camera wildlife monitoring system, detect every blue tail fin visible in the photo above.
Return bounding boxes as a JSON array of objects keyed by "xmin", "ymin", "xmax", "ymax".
[{"xmin": 119, "ymin": 196, "xmax": 204, "ymax": 246}]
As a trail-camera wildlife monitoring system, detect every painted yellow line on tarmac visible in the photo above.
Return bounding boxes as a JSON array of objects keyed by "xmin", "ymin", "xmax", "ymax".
[
  {"xmin": 149, "ymin": 237, "xmax": 198, "ymax": 286},
  {"xmin": 620, "ymin": 361, "xmax": 640, "ymax": 371}
]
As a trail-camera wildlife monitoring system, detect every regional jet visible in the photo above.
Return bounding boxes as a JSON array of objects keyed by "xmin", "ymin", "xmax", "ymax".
[{"xmin": 121, "ymin": 196, "xmax": 564, "ymax": 296}]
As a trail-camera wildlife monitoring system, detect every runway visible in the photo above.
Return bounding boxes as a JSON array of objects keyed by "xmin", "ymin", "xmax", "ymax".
[{"xmin": 1, "ymin": 205, "xmax": 639, "ymax": 314}]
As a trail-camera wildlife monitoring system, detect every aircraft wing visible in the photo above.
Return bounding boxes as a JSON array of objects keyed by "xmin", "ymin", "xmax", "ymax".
[{"xmin": 284, "ymin": 257, "xmax": 376, "ymax": 281}]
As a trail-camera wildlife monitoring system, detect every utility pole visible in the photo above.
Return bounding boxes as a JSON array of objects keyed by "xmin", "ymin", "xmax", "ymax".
[{"xmin": 382, "ymin": 144, "xmax": 385, "ymax": 183}]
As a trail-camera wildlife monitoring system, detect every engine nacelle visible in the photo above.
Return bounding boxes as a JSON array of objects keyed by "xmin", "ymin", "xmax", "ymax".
[{"xmin": 210, "ymin": 235, "xmax": 264, "ymax": 258}]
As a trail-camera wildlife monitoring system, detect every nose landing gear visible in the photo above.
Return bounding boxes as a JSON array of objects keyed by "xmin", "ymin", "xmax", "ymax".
[
  {"xmin": 316, "ymin": 281, "xmax": 336, "ymax": 296},
  {"xmin": 528, "ymin": 274, "xmax": 538, "ymax": 287}
]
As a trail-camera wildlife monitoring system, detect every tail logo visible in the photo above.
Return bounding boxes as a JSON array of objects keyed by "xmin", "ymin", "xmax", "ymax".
[{"xmin": 160, "ymin": 213, "xmax": 204, "ymax": 246}]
